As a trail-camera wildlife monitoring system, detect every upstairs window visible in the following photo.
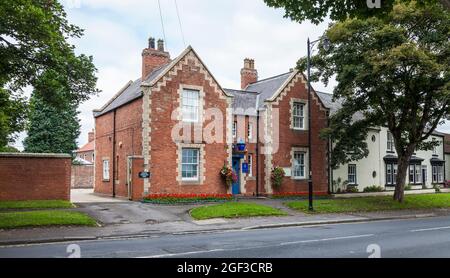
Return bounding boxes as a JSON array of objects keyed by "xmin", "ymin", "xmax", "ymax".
[
  {"xmin": 248, "ymin": 123, "xmax": 253, "ymax": 140},
  {"xmin": 292, "ymin": 102, "xmax": 305, "ymax": 130},
  {"xmin": 182, "ymin": 89, "xmax": 200, "ymax": 122},
  {"xmin": 387, "ymin": 132, "xmax": 394, "ymax": 152}
]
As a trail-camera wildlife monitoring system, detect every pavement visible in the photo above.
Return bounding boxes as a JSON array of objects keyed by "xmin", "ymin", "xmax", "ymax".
[
  {"xmin": 1, "ymin": 215, "xmax": 450, "ymax": 258},
  {"xmin": 1, "ymin": 189, "xmax": 450, "ymax": 246}
]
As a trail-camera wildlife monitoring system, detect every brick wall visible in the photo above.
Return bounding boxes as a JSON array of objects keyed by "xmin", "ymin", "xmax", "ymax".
[
  {"xmin": 94, "ymin": 98, "xmax": 143, "ymax": 198},
  {"xmin": 71, "ymin": 164, "xmax": 94, "ymax": 188},
  {"xmin": 0, "ymin": 153, "xmax": 71, "ymax": 201},
  {"xmin": 147, "ymin": 53, "xmax": 231, "ymax": 195},
  {"xmin": 269, "ymin": 74, "xmax": 329, "ymax": 194}
]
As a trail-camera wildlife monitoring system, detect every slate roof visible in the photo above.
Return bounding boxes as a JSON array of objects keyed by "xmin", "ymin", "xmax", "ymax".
[
  {"xmin": 224, "ymin": 89, "xmax": 259, "ymax": 116},
  {"xmin": 245, "ymin": 72, "xmax": 293, "ymax": 109},
  {"xmin": 93, "ymin": 64, "xmax": 171, "ymax": 118}
]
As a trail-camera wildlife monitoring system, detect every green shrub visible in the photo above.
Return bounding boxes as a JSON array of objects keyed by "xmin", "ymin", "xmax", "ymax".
[
  {"xmin": 363, "ymin": 185, "xmax": 384, "ymax": 193},
  {"xmin": 271, "ymin": 167, "xmax": 285, "ymax": 188},
  {"xmin": 346, "ymin": 186, "xmax": 359, "ymax": 193}
]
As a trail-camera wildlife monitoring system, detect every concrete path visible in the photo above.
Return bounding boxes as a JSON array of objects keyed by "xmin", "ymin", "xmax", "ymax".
[{"xmin": 70, "ymin": 189, "xmax": 127, "ymax": 203}]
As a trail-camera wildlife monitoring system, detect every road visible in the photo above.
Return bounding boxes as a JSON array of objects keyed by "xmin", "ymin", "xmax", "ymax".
[{"xmin": 1, "ymin": 216, "xmax": 450, "ymax": 258}]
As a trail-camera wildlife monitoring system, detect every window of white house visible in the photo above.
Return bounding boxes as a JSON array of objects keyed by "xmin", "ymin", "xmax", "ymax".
[
  {"xmin": 292, "ymin": 102, "xmax": 305, "ymax": 130},
  {"xmin": 348, "ymin": 165, "xmax": 357, "ymax": 185},
  {"xmin": 233, "ymin": 121, "xmax": 237, "ymax": 138},
  {"xmin": 409, "ymin": 164, "xmax": 422, "ymax": 184},
  {"xmin": 432, "ymin": 139, "xmax": 438, "ymax": 155},
  {"xmin": 293, "ymin": 151, "xmax": 306, "ymax": 179},
  {"xmin": 182, "ymin": 89, "xmax": 200, "ymax": 122},
  {"xmin": 248, "ymin": 123, "xmax": 253, "ymax": 140},
  {"xmin": 432, "ymin": 165, "xmax": 444, "ymax": 183},
  {"xmin": 181, "ymin": 148, "xmax": 199, "ymax": 181},
  {"xmin": 387, "ymin": 132, "xmax": 394, "ymax": 152},
  {"xmin": 386, "ymin": 163, "xmax": 398, "ymax": 185},
  {"xmin": 102, "ymin": 160, "xmax": 110, "ymax": 181},
  {"xmin": 247, "ymin": 155, "xmax": 253, "ymax": 177}
]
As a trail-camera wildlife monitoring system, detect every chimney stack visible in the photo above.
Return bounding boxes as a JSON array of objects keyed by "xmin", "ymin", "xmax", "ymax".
[
  {"xmin": 240, "ymin": 58, "xmax": 258, "ymax": 89},
  {"xmin": 88, "ymin": 129, "xmax": 94, "ymax": 143},
  {"xmin": 142, "ymin": 36, "xmax": 171, "ymax": 80}
]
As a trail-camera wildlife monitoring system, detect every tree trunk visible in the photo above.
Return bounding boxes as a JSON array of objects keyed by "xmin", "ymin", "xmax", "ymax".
[{"xmin": 394, "ymin": 155, "xmax": 410, "ymax": 203}]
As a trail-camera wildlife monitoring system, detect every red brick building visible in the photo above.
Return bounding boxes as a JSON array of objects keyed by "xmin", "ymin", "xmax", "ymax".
[
  {"xmin": 74, "ymin": 130, "xmax": 95, "ymax": 163},
  {"xmin": 93, "ymin": 38, "xmax": 329, "ymax": 200}
]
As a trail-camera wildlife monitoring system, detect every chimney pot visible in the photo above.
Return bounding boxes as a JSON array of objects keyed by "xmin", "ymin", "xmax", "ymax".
[
  {"xmin": 148, "ymin": 37, "xmax": 155, "ymax": 49},
  {"xmin": 157, "ymin": 39, "xmax": 164, "ymax": 52}
]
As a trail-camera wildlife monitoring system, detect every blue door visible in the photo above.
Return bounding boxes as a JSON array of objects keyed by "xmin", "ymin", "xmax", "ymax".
[{"xmin": 232, "ymin": 158, "xmax": 241, "ymax": 195}]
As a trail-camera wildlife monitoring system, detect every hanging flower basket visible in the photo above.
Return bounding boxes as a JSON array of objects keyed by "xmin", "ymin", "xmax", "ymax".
[
  {"xmin": 220, "ymin": 165, "xmax": 233, "ymax": 188},
  {"xmin": 236, "ymin": 143, "xmax": 246, "ymax": 151}
]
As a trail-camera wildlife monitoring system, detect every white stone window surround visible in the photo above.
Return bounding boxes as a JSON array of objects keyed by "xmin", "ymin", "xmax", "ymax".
[
  {"xmin": 176, "ymin": 143, "xmax": 206, "ymax": 185},
  {"xmin": 291, "ymin": 147, "xmax": 309, "ymax": 180},
  {"xmin": 177, "ymin": 84, "xmax": 205, "ymax": 125},
  {"xmin": 290, "ymin": 98, "xmax": 308, "ymax": 131}
]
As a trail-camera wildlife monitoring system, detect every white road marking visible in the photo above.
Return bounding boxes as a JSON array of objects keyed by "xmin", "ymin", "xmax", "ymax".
[
  {"xmin": 137, "ymin": 249, "xmax": 225, "ymax": 258},
  {"xmin": 137, "ymin": 234, "xmax": 375, "ymax": 258},
  {"xmin": 279, "ymin": 234, "xmax": 375, "ymax": 246},
  {"xmin": 410, "ymin": 226, "xmax": 450, "ymax": 233}
]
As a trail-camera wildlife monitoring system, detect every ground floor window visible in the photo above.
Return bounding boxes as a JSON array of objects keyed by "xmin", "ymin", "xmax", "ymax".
[
  {"xmin": 293, "ymin": 151, "xmax": 306, "ymax": 179},
  {"xmin": 181, "ymin": 148, "xmax": 199, "ymax": 181},
  {"xmin": 348, "ymin": 164, "xmax": 357, "ymax": 185},
  {"xmin": 102, "ymin": 159, "xmax": 110, "ymax": 181},
  {"xmin": 247, "ymin": 154, "xmax": 253, "ymax": 177},
  {"xmin": 432, "ymin": 165, "xmax": 444, "ymax": 183},
  {"xmin": 386, "ymin": 163, "xmax": 398, "ymax": 186},
  {"xmin": 409, "ymin": 163, "xmax": 422, "ymax": 185}
]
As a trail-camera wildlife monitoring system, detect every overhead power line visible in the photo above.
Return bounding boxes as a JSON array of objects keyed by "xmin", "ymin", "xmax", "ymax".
[
  {"xmin": 174, "ymin": 0, "xmax": 186, "ymax": 47},
  {"xmin": 157, "ymin": 0, "xmax": 167, "ymax": 48}
]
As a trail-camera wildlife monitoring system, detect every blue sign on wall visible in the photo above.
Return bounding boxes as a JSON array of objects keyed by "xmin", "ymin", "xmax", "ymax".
[{"xmin": 242, "ymin": 163, "xmax": 249, "ymax": 174}]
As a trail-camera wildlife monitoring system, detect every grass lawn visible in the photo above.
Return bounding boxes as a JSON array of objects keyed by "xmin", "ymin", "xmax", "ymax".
[
  {"xmin": 0, "ymin": 200, "xmax": 74, "ymax": 210},
  {"xmin": 0, "ymin": 210, "xmax": 97, "ymax": 229},
  {"xmin": 190, "ymin": 202, "xmax": 288, "ymax": 220},
  {"xmin": 285, "ymin": 193, "xmax": 450, "ymax": 214}
]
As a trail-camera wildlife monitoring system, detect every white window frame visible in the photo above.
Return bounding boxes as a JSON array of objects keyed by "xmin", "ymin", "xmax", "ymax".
[
  {"xmin": 102, "ymin": 159, "xmax": 110, "ymax": 181},
  {"xmin": 247, "ymin": 155, "xmax": 253, "ymax": 177},
  {"xmin": 181, "ymin": 148, "xmax": 200, "ymax": 182},
  {"xmin": 233, "ymin": 121, "xmax": 237, "ymax": 138},
  {"xmin": 432, "ymin": 165, "xmax": 444, "ymax": 183},
  {"xmin": 248, "ymin": 123, "xmax": 253, "ymax": 140},
  {"xmin": 348, "ymin": 164, "xmax": 357, "ymax": 185},
  {"xmin": 292, "ymin": 102, "xmax": 305, "ymax": 130},
  {"xmin": 293, "ymin": 151, "xmax": 306, "ymax": 179},
  {"xmin": 182, "ymin": 89, "xmax": 200, "ymax": 123},
  {"xmin": 387, "ymin": 132, "xmax": 394, "ymax": 152}
]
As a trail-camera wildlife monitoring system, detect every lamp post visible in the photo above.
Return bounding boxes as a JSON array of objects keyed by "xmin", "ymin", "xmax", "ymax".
[{"xmin": 307, "ymin": 36, "xmax": 330, "ymax": 211}]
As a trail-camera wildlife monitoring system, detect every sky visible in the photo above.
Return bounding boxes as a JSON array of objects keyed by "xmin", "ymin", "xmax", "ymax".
[{"xmin": 12, "ymin": 0, "xmax": 450, "ymax": 149}]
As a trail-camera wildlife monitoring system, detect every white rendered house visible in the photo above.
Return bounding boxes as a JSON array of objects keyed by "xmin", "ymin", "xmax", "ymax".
[{"xmin": 317, "ymin": 92, "xmax": 446, "ymax": 192}]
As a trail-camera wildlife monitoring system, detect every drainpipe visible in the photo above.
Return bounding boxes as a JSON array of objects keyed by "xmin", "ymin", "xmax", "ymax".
[
  {"xmin": 112, "ymin": 110, "xmax": 117, "ymax": 198},
  {"xmin": 256, "ymin": 109, "xmax": 260, "ymax": 197}
]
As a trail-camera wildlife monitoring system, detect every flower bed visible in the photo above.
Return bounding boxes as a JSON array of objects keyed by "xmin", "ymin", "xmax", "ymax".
[
  {"xmin": 143, "ymin": 194, "xmax": 233, "ymax": 204},
  {"xmin": 272, "ymin": 192, "xmax": 330, "ymax": 199}
]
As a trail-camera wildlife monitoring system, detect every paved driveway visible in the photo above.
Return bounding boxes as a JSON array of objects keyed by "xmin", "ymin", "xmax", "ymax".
[
  {"xmin": 71, "ymin": 189, "xmax": 195, "ymax": 226},
  {"xmin": 71, "ymin": 189, "xmax": 126, "ymax": 203}
]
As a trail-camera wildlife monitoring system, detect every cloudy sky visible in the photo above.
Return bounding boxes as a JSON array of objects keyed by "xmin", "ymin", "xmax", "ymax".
[{"xmin": 12, "ymin": 0, "xmax": 450, "ymax": 149}]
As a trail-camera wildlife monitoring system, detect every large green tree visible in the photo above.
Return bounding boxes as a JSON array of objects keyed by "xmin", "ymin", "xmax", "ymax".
[
  {"xmin": 264, "ymin": 0, "xmax": 448, "ymax": 24},
  {"xmin": 23, "ymin": 91, "xmax": 80, "ymax": 154},
  {"xmin": 0, "ymin": 0, "xmax": 99, "ymax": 149},
  {"xmin": 297, "ymin": 1, "xmax": 449, "ymax": 202}
]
